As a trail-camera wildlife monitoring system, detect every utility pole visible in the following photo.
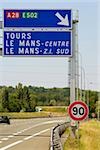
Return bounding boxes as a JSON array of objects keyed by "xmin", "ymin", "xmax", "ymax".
[
  {"xmin": 69, "ymin": 17, "xmax": 79, "ymax": 104},
  {"xmin": 68, "ymin": 11, "xmax": 79, "ymax": 137},
  {"xmin": 98, "ymin": 92, "xmax": 100, "ymax": 121},
  {"xmin": 81, "ymin": 67, "xmax": 86, "ymax": 102}
]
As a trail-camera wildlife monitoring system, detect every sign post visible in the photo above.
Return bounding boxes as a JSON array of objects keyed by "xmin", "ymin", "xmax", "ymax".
[{"xmin": 68, "ymin": 101, "xmax": 89, "ymax": 138}]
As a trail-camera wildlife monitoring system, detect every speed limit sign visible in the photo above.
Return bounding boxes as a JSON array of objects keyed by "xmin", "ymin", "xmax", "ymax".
[{"xmin": 68, "ymin": 101, "xmax": 89, "ymax": 121}]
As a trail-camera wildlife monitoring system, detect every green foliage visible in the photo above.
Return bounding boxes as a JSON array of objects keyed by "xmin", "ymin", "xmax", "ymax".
[
  {"xmin": 95, "ymin": 96, "xmax": 100, "ymax": 117},
  {"xmin": 88, "ymin": 91, "xmax": 99, "ymax": 117},
  {"xmin": 49, "ymin": 99, "xmax": 56, "ymax": 106},
  {"xmin": 22, "ymin": 86, "xmax": 30, "ymax": 111},
  {"xmin": 16, "ymin": 83, "xmax": 23, "ymax": 100},
  {"xmin": 64, "ymin": 120, "xmax": 100, "ymax": 150},
  {"xmin": 29, "ymin": 94, "xmax": 37, "ymax": 111},
  {"xmin": 0, "ymin": 104, "xmax": 4, "ymax": 112},
  {"xmin": 0, "ymin": 83, "xmax": 98, "ymax": 114},
  {"xmin": 9, "ymin": 93, "xmax": 20, "ymax": 112},
  {"xmin": 1, "ymin": 87, "xmax": 9, "ymax": 112}
]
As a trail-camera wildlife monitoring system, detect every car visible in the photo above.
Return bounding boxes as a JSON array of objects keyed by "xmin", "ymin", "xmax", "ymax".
[{"xmin": 0, "ymin": 116, "xmax": 10, "ymax": 124}]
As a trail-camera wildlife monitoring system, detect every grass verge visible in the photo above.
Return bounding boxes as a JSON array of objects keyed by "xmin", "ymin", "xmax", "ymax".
[
  {"xmin": 0, "ymin": 111, "xmax": 66, "ymax": 119},
  {"xmin": 41, "ymin": 106, "xmax": 67, "ymax": 113},
  {"xmin": 0, "ymin": 106, "xmax": 67, "ymax": 119},
  {"xmin": 63, "ymin": 120, "xmax": 100, "ymax": 150},
  {"xmin": 0, "ymin": 112, "xmax": 51, "ymax": 119}
]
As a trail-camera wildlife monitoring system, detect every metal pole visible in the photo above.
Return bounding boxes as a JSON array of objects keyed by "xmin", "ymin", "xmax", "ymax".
[
  {"xmin": 69, "ymin": 20, "xmax": 78, "ymax": 104},
  {"xmin": 76, "ymin": 49, "xmax": 79, "ymax": 101},
  {"xmin": 69, "ymin": 15, "xmax": 79, "ymax": 136},
  {"xmin": 75, "ymin": 19, "xmax": 79, "ymax": 101},
  {"xmin": 87, "ymin": 82, "xmax": 92, "ymax": 119},
  {"xmin": 98, "ymin": 92, "xmax": 100, "ymax": 121},
  {"xmin": 86, "ymin": 88, "xmax": 89, "ymax": 120},
  {"xmin": 80, "ymin": 54, "xmax": 82, "ymax": 101},
  {"xmin": 81, "ymin": 67, "xmax": 86, "ymax": 102},
  {"xmin": 76, "ymin": 51, "xmax": 83, "ymax": 100}
]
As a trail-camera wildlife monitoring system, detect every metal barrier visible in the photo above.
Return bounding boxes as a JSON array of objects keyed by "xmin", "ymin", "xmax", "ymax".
[{"xmin": 50, "ymin": 122, "xmax": 70, "ymax": 150}]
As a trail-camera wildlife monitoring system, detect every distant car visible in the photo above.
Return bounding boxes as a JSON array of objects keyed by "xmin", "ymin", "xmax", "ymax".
[
  {"xmin": 35, "ymin": 107, "xmax": 42, "ymax": 112},
  {"xmin": 0, "ymin": 116, "xmax": 10, "ymax": 124}
]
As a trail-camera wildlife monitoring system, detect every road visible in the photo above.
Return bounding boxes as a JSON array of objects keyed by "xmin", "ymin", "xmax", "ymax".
[{"xmin": 0, "ymin": 117, "xmax": 66, "ymax": 150}]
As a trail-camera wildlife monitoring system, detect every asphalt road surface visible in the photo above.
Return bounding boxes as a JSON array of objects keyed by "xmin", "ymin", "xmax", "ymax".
[{"xmin": 0, "ymin": 117, "xmax": 66, "ymax": 150}]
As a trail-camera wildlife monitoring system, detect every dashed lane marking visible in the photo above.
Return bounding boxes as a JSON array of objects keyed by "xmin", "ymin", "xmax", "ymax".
[
  {"xmin": 7, "ymin": 135, "xmax": 14, "ymax": 138},
  {"xmin": 1, "ymin": 138, "xmax": 9, "ymax": 141},
  {"xmin": 6, "ymin": 120, "xmax": 63, "ymax": 139},
  {"xmin": 0, "ymin": 120, "xmax": 63, "ymax": 146},
  {"xmin": 0, "ymin": 128, "xmax": 50, "ymax": 150}
]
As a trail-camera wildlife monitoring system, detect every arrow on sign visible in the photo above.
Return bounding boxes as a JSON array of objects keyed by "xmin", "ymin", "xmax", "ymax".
[{"xmin": 55, "ymin": 12, "xmax": 69, "ymax": 26}]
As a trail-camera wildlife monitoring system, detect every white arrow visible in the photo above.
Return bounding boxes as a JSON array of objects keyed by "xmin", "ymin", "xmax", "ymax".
[{"xmin": 55, "ymin": 12, "xmax": 69, "ymax": 26}]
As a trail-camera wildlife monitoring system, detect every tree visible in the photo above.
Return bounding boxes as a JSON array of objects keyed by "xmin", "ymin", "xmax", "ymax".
[
  {"xmin": 16, "ymin": 83, "xmax": 23, "ymax": 110},
  {"xmin": 1, "ymin": 88, "xmax": 9, "ymax": 112},
  {"xmin": 89, "ymin": 91, "xmax": 98, "ymax": 117},
  {"xmin": 16, "ymin": 83, "xmax": 23, "ymax": 99},
  {"xmin": 23, "ymin": 86, "xmax": 30, "ymax": 111},
  {"xmin": 49, "ymin": 99, "xmax": 56, "ymax": 106},
  {"xmin": 9, "ymin": 93, "xmax": 21, "ymax": 112},
  {"xmin": 95, "ymin": 93, "xmax": 100, "ymax": 119},
  {"xmin": 29, "ymin": 94, "xmax": 37, "ymax": 111}
]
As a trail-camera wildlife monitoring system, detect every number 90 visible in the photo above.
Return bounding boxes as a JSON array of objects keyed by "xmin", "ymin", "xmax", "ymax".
[{"xmin": 72, "ymin": 107, "xmax": 84, "ymax": 115}]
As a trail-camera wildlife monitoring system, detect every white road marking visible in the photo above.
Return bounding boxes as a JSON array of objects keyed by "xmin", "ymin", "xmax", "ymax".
[
  {"xmin": 0, "ymin": 140, "xmax": 23, "ymax": 150},
  {"xmin": 1, "ymin": 138, "xmax": 9, "ymax": 141},
  {"xmin": 7, "ymin": 135, "xmax": 14, "ymax": 138},
  {"xmin": 24, "ymin": 135, "xmax": 33, "ymax": 140},
  {"xmin": 14, "ymin": 120, "xmax": 63, "ymax": 134},
  {"xmin": 0, "ymin": 128, "xmax": 50, "ymax": 150},
  {"xmin": 24, "ymin": 128, "xmax": 49, "ymax": 140},
  {"xmin": 13, "ymin": 133, "xmax": 19, "ymax": 136},
  {"xmin": 16, "ymin": 131, "xmax": 23, "ymax": 134},
  {"xmin": 0, "ymin": 120, "xmax": 64, "ymax": 149},
  {"xmin": 9, "ymin": 120, "xmax": 63, "ymax": 138}
]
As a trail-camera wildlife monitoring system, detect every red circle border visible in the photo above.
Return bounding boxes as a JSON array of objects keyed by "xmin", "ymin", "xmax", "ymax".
[{"xmin": 68, "ymin": 101, "xmax": 89, "ymax": 121}]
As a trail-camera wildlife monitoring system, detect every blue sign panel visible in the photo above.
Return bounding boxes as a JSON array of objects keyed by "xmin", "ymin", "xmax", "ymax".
[
  {"xmin": 4, "ymin": 9, "xmax": 72, "ymax": 28},
  {"xmin": 4, "ymin": 31, "xmax": 72, "ymax": 56}
]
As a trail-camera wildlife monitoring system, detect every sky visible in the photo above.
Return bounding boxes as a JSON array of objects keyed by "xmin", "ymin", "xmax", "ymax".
[{"xmin": 0, "ymin": 0, "xmax": 100, "ymax": 91}]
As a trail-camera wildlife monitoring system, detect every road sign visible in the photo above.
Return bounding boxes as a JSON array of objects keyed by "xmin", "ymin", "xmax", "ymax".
[
  {"xmin": 3, "ymin": 31, "xmax": 72, "ymax": 56},
  {"xmin": 4, "ymin": 9, "xmax": 72, "ymax": 28},
  {"xmin": 68, "ymin": 101, "xmax": 89, "ymax": 121}
]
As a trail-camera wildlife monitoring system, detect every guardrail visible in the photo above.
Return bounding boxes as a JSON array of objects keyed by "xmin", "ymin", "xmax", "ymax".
[{"xmin": 50, "ymin": 122, "xmax": 70, "ymax": 150}]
